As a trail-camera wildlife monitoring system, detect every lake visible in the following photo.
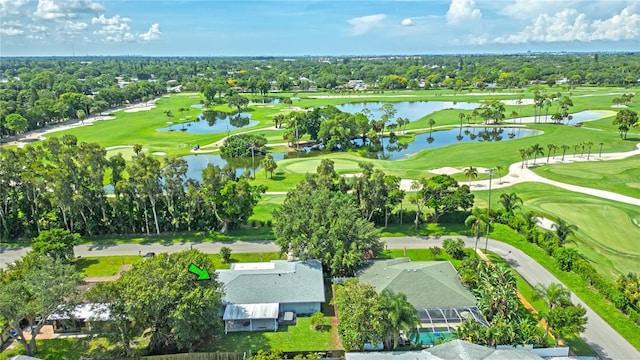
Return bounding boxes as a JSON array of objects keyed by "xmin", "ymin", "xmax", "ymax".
[
  {"xmin": 336, "ymin": 101, "xmax": 479, "ymax": 121},
  {"xmin": 157, "ymin": 110, "xmax": 258, "ymax": 134}
]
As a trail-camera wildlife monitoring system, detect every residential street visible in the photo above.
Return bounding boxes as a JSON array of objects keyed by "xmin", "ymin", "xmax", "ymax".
[{"xmin": 1, "ymin": 236, "xmax": 638, "ymax": 359}]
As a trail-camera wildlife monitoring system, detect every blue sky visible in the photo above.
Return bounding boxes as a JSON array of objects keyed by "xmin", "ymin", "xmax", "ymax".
[{"xmin": 1, "ymin": 0, "xmax": 639, "ymax": 56}]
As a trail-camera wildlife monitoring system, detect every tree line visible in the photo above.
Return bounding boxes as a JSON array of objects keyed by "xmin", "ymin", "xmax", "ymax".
[
  {"xmin": 3, "ymin": 53, "xmax": 638, "ymax": 139},
  {"xmin": 0, "ymin": 135, "xmax": 266, "ymax": 240}
]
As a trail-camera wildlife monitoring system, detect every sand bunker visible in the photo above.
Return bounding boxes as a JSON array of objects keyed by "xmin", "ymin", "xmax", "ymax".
[
  {"xmin": 536, "ymin": 217, "xmax": 556, "ymax": 231},
  {"xmin": 152, "ymin": 152, "xmax": 166, "ymax": 156},
  {"xmin": 429, "ymin": 167, "xmax": 462, "ymax": 175},
  {"xmin": 500, "ymin": 99, "xmax": 535, "ymax": 106},
  {"xmin": 125, "ymin": 104, "xmax": 156, "ymax": 113}
]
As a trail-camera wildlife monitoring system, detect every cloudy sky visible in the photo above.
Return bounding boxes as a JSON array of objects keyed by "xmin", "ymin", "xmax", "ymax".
[{"xmin": 1, "ymin": 0, "xmax": 639, "ymax": 56}]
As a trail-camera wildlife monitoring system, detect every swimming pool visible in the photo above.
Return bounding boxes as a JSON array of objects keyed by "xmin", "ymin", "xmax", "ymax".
[{"xmin": 410, "ymin": 327, "xmax": 455, "ymax": 346}]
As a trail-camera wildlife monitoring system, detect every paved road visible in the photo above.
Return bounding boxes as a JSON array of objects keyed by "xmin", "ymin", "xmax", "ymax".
[{"xmin": 1, "ymin": 236, "xmax": 637, "ymax": 359}]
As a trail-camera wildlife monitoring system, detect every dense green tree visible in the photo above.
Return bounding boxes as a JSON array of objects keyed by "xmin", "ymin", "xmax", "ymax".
[
  {"xmin": 0, "ymin": 254, "xmax": 83, "ymax": 356},
  {"xmin": 260, "ymin": 154, "xmax": 278, "ymax": 178},
  {"xmin": 613, "ymin": 109, "xmax": 638, "ymax": 140},
  {"xmin": 115, "ymin": 250, "xmax": 224, "ymax": 354},
  {"xmin": 31, "ymin": 228, "xmax": 79, "ymax": 262},
  {"xmin": 334, "ymin": 279, "xmax": 388, "ymax": 351},
  {"xmin": 5, "ymin": 113, "xmax": 28, "ymax": 135},
  {"xmin": 381, "ymin": 289, "xmax": 419, "ymax": 349},
  {"xmin": 273, "ymin": 188, "xmax": 381, "ymax": 277}
]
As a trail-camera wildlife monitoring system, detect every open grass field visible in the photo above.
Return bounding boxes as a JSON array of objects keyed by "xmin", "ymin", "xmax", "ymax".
[
  {"xmin": 476, "ymin": 182, "xmax": 640, "ymax": 280},
  {"xmin": 531, "ymin": 155, "xmax": 640, "ymax": 198}
]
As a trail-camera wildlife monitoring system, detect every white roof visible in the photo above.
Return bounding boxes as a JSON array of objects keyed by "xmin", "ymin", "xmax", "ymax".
[
  {"xmin": 223, "ymin": 303, "xmax": 279, "ymax": 321},
  {"xmin": 47, "ymin": 303, "xmax": 111, "ymax": 321}
]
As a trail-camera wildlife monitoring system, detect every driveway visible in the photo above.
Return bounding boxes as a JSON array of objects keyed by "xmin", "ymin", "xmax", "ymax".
[{"xmin": 1, "ymin": 236, "xmax": 637, "ymax": 359}]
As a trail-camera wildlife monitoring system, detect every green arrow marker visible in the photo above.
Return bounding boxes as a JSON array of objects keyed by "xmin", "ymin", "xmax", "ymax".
[{"xmin": 188, "ymin": 263, "xmax": 211, "ymax": 281}]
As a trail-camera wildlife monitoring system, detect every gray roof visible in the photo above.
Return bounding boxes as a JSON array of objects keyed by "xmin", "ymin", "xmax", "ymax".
[
  {"xmin": 216, "ymin": 260, "xmax": 325, "ymax": 305},
  {"xmin": 346, "ymin": 340, "xmax": 542, "ymax": 360},
  {"xmin": 223, "ymin": 303, "xmax": 279, "ymax": 320},
  {"xmin": 429, "ymin": 340, "xmax": 541, "ymax": 360},
  {"xmin": 356, "ymin": 259, "xmax": 476, "ymax": 308}
]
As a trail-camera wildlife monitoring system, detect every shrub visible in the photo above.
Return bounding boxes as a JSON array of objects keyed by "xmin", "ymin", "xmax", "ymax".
[
  {"xmin": 443, "ymin": 238, "xmax": 466, "ymax": 260},
  {"xmin": 310, "ymin": 312, "xmax": 325, "ymax": 331},
  {"xmin": 219, "ymin": 246, "xmax": 232, "ymax": 264}
]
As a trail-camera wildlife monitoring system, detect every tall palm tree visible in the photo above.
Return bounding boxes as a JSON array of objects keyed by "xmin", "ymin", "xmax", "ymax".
[
  {"xmin": 458, "ymin": 112, "xmax": 465, "ymax": 128},
  {"xmin": 428, "ymin": 118, "xmax": 436, "ymax": 133},
  {"xmin": 573, "ymin": 144, "xmax": 579, "ymax": 158},
  {"xmin": 519, "ymin": 148, "xmax": 528, "ymax": 168},
  {"xmin": 499, "ymin": 192, "xmax": 523, "ymax": 215},
  {"xmin": 552, "ymin": 218, "xmax": 578, "ymax": 245},
  {"xmin": 464, "ymin": 166, "xmax": 478, "ymax": 186},
  {"xmin": 546, "ymin": 144, "xmax": 556, "ymax": 162},
  {"xmin": 586, "ymin": 141, "xmax": 594, "ymax": 160},
  {"xmin": 560, "ymin": 145, "xmax": 570, "ymax": 161},
  {"xmin": 534, "ymin": 283, "xmax": 571, "ymax": 339},
  {"xmin": 495, "ymin": 165, "xmax": 504, "ymax": 184},
  {"xmin": 598, "ymin": 142, "xmax": 604, "ymax": 158},
  {"xmin": 381, "ymin": 289, "xmax": 419, "ymax": 350},
  {"xmin": 529, "ymin": 144, "xmax": 544, "ymax": 165}
]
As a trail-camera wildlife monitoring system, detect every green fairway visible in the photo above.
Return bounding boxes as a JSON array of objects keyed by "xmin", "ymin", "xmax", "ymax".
[
  {"xmin": 479, "ymin": 182, "xmax": 640, "ymax": 280},
  {"xmin": 531, "ymin": 155, "xmax": 640, "ymax": 198}
]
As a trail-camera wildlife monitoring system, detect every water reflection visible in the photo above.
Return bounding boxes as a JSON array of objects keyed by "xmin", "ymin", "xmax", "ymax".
[
  {"xmin": 157, "ymin": 110, "xmax": 257, "ymax": 134},
  {"xmin": 336, "ymin": 101, "xmax": 478, "ymax": 121}
]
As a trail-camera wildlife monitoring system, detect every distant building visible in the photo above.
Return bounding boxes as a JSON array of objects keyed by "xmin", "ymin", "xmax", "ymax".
[{"xmin": 217, "ymin": 260, "xmax": 325, "ymax": 333}]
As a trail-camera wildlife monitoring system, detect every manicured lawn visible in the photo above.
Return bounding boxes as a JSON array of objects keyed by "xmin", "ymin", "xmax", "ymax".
[
  {"xmin": 76, "ymin": 255, "xmax": 142, "ymax": 276},
  {"xmin": 204, "ymin": 316, "xmax": 333, "ymax": 353},
  {"xmin": 0, "ymin": 337, "xmax": 114, "ymax": 360},
  {"xmin": 76, "ymin": 252, "xmax": 285, "ymax": 277},
  {"xmin": 478, "ymin": 182, "xmax": 640, "ymax": 280},
  {"xmin": 531, "ymin": 155, "xmax": 640, "ymax": 198}
]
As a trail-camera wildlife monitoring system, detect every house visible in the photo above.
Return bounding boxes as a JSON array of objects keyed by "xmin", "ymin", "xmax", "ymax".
[
  {"xmin": 46, "ymin": 303, "xmax": 111, "ymax": 333},
  {"xmin": 216, "ymin": 260, "xmax": 325, "ymax": 333},
  {"xmin": 346, "ymin": 339, "xmax": 542, "ymax": 360},
  {"xmin": 356, "ymin": 258, "xmax": 486, "ymax": 345}
]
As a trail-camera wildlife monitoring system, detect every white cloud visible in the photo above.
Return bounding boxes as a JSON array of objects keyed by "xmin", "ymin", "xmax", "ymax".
[
  {"xmin": 591, "ymin": 4, "xmax": 640, "ymax": 40},
  {"xmin": 93, "ymin": 14, "xmax": 134, "ymax": 42},
  {"xmin": 91, "ymin": 14, "xmax": 131, "ymax": 26},
  {"xmin": 446, "ymin": 0, "xmax": 481, "ymax": 25},
  {"xmin": 0, "ymin": 0, "xmax": 30, "ymax": 17},
  {"xmin": 61, "ymin": 20, "xmax": 87, "ymax": 33},
  {"xmin": 3, "ymin": 20, "xmax": 24, "ymax": 27},
  {"xmin": 401, "ymin": 18, "xmax": 414, "ymax": 26},
  {"xmin": 0, "ymin": 27, "xmax": 25, "ymax": 36},
  {"xmin": 347, "ymin": 14, "xmax": 386, "ymax": 35},
  {"xmin": 139, "ymin": 23, "xmax": 162, "ymax": 42},
  {"xmin": 499, "ymin": 0, "xmax": 575, "ymax": 20},
  {"xmin": 34, "ymin": 0, "xmax": 104, "ymax": 20},
  {"xmin": 494, "ymin": 5, "xmax": 640, "ymax": 44}
]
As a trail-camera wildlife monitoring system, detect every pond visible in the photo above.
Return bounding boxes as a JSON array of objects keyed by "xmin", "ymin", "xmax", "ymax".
[
  {"xmin": 509, "ymin": 110, "xmax": 609, "ymax": 125},
  {"xmin": 359, "ymin": 126, "xmax": 540, "ymax": 160},
  {"xmin": 176, "ymin": 126, "xmax": 540, "ymax": 181},
  {"xmin": 182, "ymin": 153, "xmax": 287, "ymax": 179},
  {"xmin": 157, "ymin": 110, "xmax": 258, "ymax": 134},
  {"xmin": 336, "ymin": 101, "xmax": 479, "ymax": 121}
]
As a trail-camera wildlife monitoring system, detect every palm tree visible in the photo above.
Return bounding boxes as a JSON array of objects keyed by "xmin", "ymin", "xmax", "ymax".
[
  {"xmin": 519, "ymin": 148, "xmax": 528, "ymax": 168},
  {"xmin": 458, "ymin": 112, "xmax": 465, "ymax": 128},
  {"xmin": 598, "ymin": 142, "xmax": 604, "ymax": 158},
  {"xmin": 495, "ymin": 165, "xmax": 504, "ymax": 184},
  {"xmin": 428, "ymin": 118, "xmax": 436, "ymax": 133},
  {"xmin": 573, "ymin": 144, "xmax": 579, "ymax": 158},
  {"xmin": 580, "ymin": 142, "xmax": 586, "ymax": 157},
  {"xmin": 464, "ymin": 166, "xmax": 478, "ymax": 186},
  {"xmin": 552, "ymin": 218, "xmax": 578, "ymax": 245},
  {"xmin": 546, "ymin": 144, "xmax": 556, "ymax": 162},
  {"xmin": 499, "ymin": 192, "xmax": 523, "ymax": 215},
  {"xmin": 529, "ymin": 144, "xmax": 544, "ymax": 165},
  {"xmin": 560, "ymin": 145, "xmax": 570, "ymax": 161},
  {"xmin": 381, "ymin": 289, "xmax": 419, "ymax": 350},
  {"xmin": 586, "ymin": 141, "xmax": 594, "ymax": 160},
  {"xmin": 534, "ymin": 283, "xmax": 572, "ymax": 339}
]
